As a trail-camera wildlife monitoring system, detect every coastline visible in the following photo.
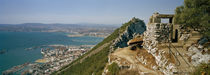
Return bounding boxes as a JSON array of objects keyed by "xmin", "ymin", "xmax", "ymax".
[
  {"xmin": 0, "ymin": 32, "xmax": 103, "ymax": 74},
  {"xmin": 3, "ymin": 45, "xmax": 94, "ymax": 74},
  {"xmin": 67, "ymin": 34, "xmax": 84, "ymax": 37},
  {"xmin": 67, "ymin": 34, "xmax": 108, "ymax": 38},
  {"xmin": 35, "ymin": 59, "xmax": 48, "ymax": 63}
]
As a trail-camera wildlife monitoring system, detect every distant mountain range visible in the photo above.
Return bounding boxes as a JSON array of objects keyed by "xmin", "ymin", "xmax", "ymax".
[{"xmin": 0, "ymin": 23, "xmax": 120, "ymax": 33}]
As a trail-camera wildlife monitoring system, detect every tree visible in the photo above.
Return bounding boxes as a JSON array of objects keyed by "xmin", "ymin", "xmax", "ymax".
[{"xmin": 174, "ymin": 0, "xmax": 210, "ymax": 37}]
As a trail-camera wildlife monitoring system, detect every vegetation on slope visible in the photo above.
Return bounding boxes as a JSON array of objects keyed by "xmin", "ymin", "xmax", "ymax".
[
  {"xmin": 54, "ymin": 18, "xmax": 143, "ymax": 75},
  {"xmin": 55, "ymin": 28, "xmax": 119, "ymax": 75},
  {"xmin": 107, "ymin": 62, "xmax": 120, "ymax": 75},
  {"xmin": 174, "ymin": 0, "xmax": 210, "ymax": 37},
  {"xmin": 192, "ymin": 63, "xmax": 210, "ymax": 75},
  {"xmin": 174, "ymin": 0, "xmax": 210, "ymax": 74},
  {"xmin": 59, "ymin": 44, "xmax": 110, "ymax": 75}
]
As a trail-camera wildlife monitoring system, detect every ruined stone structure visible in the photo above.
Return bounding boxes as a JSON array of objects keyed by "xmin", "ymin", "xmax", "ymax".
[
  {"xmin": 148, "ymin": 12, "xmax": 180, "ymax": 43},
  {"xmin": 103, "ymin": 13, "xmax": 208, "ymax": 75},
  {"xmin": 144, "ymin": 12, "xmax": 209, "ymax": 75}
]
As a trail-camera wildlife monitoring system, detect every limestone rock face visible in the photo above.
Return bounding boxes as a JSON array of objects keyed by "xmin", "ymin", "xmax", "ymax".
[{"xmin": 112, "ymin": 18, "xmax": 146, "ymax": 49}]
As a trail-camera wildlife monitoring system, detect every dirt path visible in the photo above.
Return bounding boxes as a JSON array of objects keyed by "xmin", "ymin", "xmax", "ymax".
[
  {"xmin": 112, "ymin": 47, "xmax": 161, "ymax": 75},
  {"xmin": 159, "ymin": 42, "xmax": 194, "ymax": 74},
  {"xmin": 170, "ymin": 44, "xmax": 194, "ymax": 74}
]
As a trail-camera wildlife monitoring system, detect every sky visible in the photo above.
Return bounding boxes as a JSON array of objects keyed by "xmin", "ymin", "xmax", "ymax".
[{"xmin": 0, "ymin": 0, "xmax": 184, "ymax": 25}]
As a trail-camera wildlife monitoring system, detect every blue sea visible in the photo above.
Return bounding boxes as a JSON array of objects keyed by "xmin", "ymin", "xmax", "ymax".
[{"xmin": 0, "ymin": 32, "xmax": 103, "ymax": 74}]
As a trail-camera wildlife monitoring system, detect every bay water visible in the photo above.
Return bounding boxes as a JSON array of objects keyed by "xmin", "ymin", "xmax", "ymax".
[{"xmin": 0, "ymin": 32, "xmax": 103, "ymax": 74}]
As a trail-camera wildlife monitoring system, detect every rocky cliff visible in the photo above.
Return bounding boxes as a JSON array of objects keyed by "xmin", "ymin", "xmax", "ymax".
[{"xmin": 111, "ymin": 17, "xmax": 146, "ymax": 51}]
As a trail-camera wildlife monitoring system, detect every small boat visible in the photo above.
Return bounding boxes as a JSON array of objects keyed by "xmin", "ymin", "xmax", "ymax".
[
  {"xmin": 25, "ymin": 47, "xmax": 33, "ymax": 51},
  {"xmin": 0, "ymin": 49, "xmax": 7, "ymax": 54}
]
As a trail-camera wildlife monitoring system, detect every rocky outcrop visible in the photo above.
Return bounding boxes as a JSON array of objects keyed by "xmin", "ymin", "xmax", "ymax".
[
  {"xmin": 112, "ymin": 17, "xmax": 146, "ymax": 49},
  {"xmin": 103, "ymin": 18, "xmax": 147, "ymax": 75},
  {"xmin": 187, "ymin": 39, "xmax": 210, "ymax": 66}
]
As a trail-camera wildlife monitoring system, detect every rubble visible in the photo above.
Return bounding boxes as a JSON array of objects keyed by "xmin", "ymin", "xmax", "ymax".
[{"xmin": 187, "ymin": 44, "xmax": 210, "ymax": 66}]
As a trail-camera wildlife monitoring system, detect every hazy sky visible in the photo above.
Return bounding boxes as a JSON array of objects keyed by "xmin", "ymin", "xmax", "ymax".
[{"xmin": 0, "ymin": 0, "xmax": 183, "ymax": 24}]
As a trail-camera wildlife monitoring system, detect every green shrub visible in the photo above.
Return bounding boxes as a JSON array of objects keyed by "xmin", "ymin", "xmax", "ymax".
[
  {"xmin": 192, "ymin": 63, "xmax": 210, "ymax": 75},
  {"xmin": 174, "ymin": 0, "xmax": 210, "ymax": 37},
  {"xmin": 107, "ymin": 62, "xmax": 120, "ymax": 75}
]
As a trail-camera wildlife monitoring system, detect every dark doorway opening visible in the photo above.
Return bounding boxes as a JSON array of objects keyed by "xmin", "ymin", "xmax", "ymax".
[{"xmin": 172, "ymin": 29, "xmax": 178, "ymax": 42}]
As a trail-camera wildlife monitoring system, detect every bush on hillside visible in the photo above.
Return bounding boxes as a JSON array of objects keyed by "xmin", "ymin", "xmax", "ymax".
[
  {"xmin": 174, "ymin": 0, "xmax": 210, "ymax": 37},
  {"xmin": 192, "ymin": 63, "xmax": 210, "ymax": 75},
  {"xmin": 107, "ymin": 62, "xmax": 120, "ymax": 75}
]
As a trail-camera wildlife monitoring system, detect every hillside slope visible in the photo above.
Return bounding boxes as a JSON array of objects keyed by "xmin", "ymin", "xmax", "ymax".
[{"xmin": 53, "ymin": 17, "xmax": 146, "ymax": 75}]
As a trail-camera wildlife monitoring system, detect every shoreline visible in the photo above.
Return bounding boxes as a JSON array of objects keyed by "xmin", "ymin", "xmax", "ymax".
[
  {"xmin": 35, "ymin": 58, "xmax": 48, "ymax": 63},
  {"xmin": 67, "ymin": 34, "xmax": 84, "ymax": 37},
  {"xmin": 0, "ymin": 32, "xmax": 103, "ymax": 74},
  {"xmin": 67, "ymin": 34, "xmax": 108, "ymax": 38},
  {"xmin": 3, "ymin": 45, "xmax": 95, "ymax": 74}
]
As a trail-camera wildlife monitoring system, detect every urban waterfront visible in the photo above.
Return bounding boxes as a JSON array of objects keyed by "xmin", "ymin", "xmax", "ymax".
[{"xmin": 0, "ymin": 32, "xmax": 103, "ymax": 74}]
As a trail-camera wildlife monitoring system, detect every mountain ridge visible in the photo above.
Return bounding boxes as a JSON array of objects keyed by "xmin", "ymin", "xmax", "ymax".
[{"xmin": 53, "ymin": 17, "xmax": 146, "ymax": 75}]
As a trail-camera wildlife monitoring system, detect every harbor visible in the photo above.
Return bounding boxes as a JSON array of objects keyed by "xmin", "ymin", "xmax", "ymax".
[{"xmin": 2, "ymin": 45, "xmax": 94, "ymax": 75}]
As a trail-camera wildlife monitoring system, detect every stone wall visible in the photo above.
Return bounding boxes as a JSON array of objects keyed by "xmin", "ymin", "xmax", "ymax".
[
  {"xmin": 146, "ymin": 23, "xmax": 172, "ymax": 43},
  {"xmin": 143, "ymin": 23, "xmax": 177, "ymax": 75}
]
